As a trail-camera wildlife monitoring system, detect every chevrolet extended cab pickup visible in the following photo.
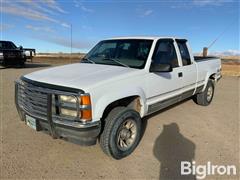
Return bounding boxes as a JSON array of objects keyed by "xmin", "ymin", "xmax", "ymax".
[{"xmin": 15, "ymin": 37, "xmax": 221, "ymax": 159}]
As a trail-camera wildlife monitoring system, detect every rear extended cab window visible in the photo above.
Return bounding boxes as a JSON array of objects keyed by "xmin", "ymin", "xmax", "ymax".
[{"xmin": 176, "ymin": 40, "xmax": 192, "ymax": 66}]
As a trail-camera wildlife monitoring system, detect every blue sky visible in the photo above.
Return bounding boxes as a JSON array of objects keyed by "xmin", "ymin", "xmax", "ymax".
[{"xmin": 0, "ymin": 0, "xmax": 239, "ymax": 55}]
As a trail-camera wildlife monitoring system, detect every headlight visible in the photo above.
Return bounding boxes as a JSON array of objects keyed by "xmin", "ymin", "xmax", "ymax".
[
  {"xmin": 0, "ymin": 52, "xmax": 3, "ymax": 56},
  {"xmin": 60, "ymin": 95, "xmax": 77, "ymax": 103},
  {"xmin": 58, "ymin": 95, "xmax": 78, "ymax": 118},
  {"xmin": 61, "ymin": 108, "xmax": 78, "ymax": 117},
  {"xmin": 57, "ymin": 94, "xmax": 92, "ymax": 122}
]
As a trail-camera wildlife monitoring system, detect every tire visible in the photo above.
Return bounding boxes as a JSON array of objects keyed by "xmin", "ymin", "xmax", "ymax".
[
  {"xmin": 193, "ymin": 80, "xmax": 215, "ymax": 106},
  {"xmin": 19, "ymin": 60, "xmax": 25, "ymax": 67},
  {"xmin": 100, "ymin": 107, "xmax": 142, "ymax": 159},
  {"xmin": 2, "ymin": 59, "xmax": 6, "ymax": 66}
]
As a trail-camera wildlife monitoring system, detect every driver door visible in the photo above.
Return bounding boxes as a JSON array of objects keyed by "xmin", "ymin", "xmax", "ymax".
[{"xmin": 146, "ymin": 39, "xmax": 183, "ymax": 114}]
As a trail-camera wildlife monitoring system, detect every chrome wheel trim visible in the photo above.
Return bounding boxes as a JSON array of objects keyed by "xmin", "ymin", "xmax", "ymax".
[
  {"xmin": 207, "ymin": 86, "xmax": 213, "ymax": 102},
  {"xmin": 117, "ymin": 119, "xmax": 137, "ymax": 151}
]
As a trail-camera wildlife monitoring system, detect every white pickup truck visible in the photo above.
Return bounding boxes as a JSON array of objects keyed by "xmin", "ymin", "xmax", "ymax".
[{"xmin": 15, "ymin": 36, "xmax": 221, "ymax": 159}]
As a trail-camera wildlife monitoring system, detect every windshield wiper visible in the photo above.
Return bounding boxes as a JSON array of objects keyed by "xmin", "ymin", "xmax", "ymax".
[
  {"xmin": 81, "ymin": 57, "xmax": 95, "ymax": 64},
  {"xmin": 103, "ymin": 57, "xmax": 130, "ymax": 68}
]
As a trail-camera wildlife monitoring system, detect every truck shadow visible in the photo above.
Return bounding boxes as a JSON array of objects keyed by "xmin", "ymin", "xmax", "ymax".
[
  {"xmin": 141, "ymin": 99, "xmax": 196, "ymax": 179},
  {"xmin": 153, "ymin": 123, "xmax": 196, "ymax": 180},
  {"xmin": 141, "ymin": 98, "xmax": 191, "ymax": 142}
]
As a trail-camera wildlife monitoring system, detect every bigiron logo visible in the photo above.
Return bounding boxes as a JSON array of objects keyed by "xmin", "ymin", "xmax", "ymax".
[{"xmin": 181, "ymin": 161, "xmax": 237, "ymax": 179}]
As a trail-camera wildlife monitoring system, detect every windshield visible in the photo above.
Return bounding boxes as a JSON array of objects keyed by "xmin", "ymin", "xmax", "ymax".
[
  {"xmin": 82, "ymin": 39, "xmax": 153, "ymax": 69},
  {"xmin": 0, "ymin": 41, "xmax": 17, "ymax": 50}
]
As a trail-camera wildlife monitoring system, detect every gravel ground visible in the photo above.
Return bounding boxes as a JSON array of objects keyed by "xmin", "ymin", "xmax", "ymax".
[{"xmin": 0, "ymin": 63, "xmax": 239, "ymax": 179}]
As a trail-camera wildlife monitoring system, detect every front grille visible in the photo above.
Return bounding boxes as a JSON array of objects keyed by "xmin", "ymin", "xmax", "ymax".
[
  {"xmin": 17, "ymin": 81, "xmax": 48, "ymax": 120},
  {"xmin": 6, "ymin": 52, "xmax": 20, "ymax": 58},
  {"xmin": 15, "ymin": 79, "xmax": 95, "ymax": 132}
]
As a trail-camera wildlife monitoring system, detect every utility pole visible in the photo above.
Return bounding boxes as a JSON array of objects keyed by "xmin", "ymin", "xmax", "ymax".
[{"xmin": 70, "ymin": 23, "xmax": 72, "ymax": 63}]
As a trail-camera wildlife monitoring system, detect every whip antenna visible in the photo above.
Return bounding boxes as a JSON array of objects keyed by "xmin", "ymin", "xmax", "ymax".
[{"xmin": 202, "ymin": 18, "xmax": 237, "ymax": 57}]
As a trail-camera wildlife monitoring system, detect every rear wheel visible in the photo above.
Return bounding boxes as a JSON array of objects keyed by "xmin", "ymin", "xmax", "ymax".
[
  {"xmin": 194, "ymin": 80, "xmax": 215, "ymax": 106},
  {"xmin": 100, "ymin": 107, "xmax": 142, "ymax": 159}
]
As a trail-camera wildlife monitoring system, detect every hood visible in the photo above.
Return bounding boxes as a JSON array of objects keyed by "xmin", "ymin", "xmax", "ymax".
[
  {"xmin": 24, "ymin": 63, "xmax": 142, "ymax": 90},
  {"xmin": 1, "ymin": 49, "xmax": 21, "ymax": 52}
]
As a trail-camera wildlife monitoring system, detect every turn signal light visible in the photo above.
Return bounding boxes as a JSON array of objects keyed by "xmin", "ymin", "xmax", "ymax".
[
  {"xmin": 81, "ymin": 95, "xmax": 91, "ymax": 105},
  {"xmin": 81, "ymin": 109, "xmax": 92, "ymax": 120},
  {"xmin": 80, "ymin": 94, "xmax": 92, "ymax": 121}
]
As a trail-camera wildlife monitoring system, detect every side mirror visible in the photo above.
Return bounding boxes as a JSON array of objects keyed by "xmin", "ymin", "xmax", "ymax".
[
  {"xmin": 150, "ymin": 63, "xmax": 172, "ymax": 72},
  {"xmin": 19, "ymin": 46, "xmax": 23, "ymax": 50}
]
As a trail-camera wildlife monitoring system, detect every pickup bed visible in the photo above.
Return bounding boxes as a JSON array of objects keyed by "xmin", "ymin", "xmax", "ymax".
[{"xmin": 15, "ymin": 36, "xmax": 221, "ymax": 159}]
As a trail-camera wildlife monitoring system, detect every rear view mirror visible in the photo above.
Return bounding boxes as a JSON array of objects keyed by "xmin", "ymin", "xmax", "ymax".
[
  {"xmin": 150, "ymin": 63, "xmax": 172, "ymax": 72},
  {"xmin": 19, "ymin": 46, "xmax": 23, "ymax": 50}
]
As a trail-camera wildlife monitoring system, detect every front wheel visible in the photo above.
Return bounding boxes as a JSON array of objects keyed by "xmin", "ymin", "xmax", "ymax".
[
  {"xmin": 193, "ymin": 80, "xmax": 215, "ymax": 106},
  {"xmin": 19, "ymin": 59, "xmax": 25, "ymax": 67},
  {"xmin": 100, "ymin": 107, "xmax": 142, "ymax": 159}
]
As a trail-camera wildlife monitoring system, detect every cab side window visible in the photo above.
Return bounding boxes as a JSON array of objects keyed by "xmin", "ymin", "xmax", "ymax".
[
  {"xmin": 177, "ymin": 41, "xmax": 191, "ymax": 66},
  {"xmin": 152, "ymin": 40, "xmax": 179, "ymax": 68}
]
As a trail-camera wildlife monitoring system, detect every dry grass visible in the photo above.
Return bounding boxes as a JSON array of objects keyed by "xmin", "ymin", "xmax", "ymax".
[
  {"xmin": 32, "ymin": 55, "xmax": 83, "ymax": 64},
  {"xmin": 221, "ymin": 56, "xmax": 240, "ymax": 60},
  {"xmin": 30, "ymin": 55, "xmax": 239, "ymax": 76},
  {"xmin": 220, "ymin": 56, "xmax": 239, "ymax": 76},
  {"xmin": 221, "ymin": 64, "xmax": 240, "ymax": 76}
]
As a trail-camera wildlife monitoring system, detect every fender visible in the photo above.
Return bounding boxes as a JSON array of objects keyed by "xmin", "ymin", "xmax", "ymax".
[
  {"xmin": 92, "ymin": 87, "xmax": 147, "ymax": 120},
  {"xmin": 203, "ymin": 71, "xmax": 217, "ymax": 91}
]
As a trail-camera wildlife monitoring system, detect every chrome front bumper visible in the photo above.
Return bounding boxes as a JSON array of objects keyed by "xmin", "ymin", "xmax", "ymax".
[{"xmin": 15, "ymin": 77, "xmax": 101, "ymax": 145}]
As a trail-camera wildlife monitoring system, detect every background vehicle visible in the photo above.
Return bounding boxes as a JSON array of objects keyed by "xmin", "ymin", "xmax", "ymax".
[
  {"xmin": 0, "ymin": 40, "xmax": 35, "ymax": 66},
  {"xmin": 15, "ymin": 36, "xmax": 221, "ymax": 159}
]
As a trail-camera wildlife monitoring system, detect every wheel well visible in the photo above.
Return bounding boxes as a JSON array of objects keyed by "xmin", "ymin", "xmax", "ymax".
[
  {"xmin": 101, "ymin": 96, "xmax": 142, "ymax": 120},
  {"xmin": 209, "ymin": 73, "xmax": 216, "ymax": 81}
]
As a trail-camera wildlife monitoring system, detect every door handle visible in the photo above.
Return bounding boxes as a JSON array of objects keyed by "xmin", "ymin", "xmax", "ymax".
[{"xmin": 178, "ymin": 72, "xmax": 183, "ymax": 77}]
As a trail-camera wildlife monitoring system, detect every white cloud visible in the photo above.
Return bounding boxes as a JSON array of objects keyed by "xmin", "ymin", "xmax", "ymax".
[
  {"xmin": 171, "ymin": 0, "xmax": 233, "ymax": 9},
  {"xmin": 80, "ymin": 5, "xmax": 94, "ymax": 13},
  {"xmin": 0, "ymin": 24, "xmax": 14, "ymax": 31},
  {"xmin": 43, "ymin": 0, "xmax": 67, "ymax": 14},
  {"xmin": 143, "ymin": 10, "xmax": 153, "ymax": 17},
  {"xmin": 26, "ymin": 25, "xmax": 55, "ymax": 33},
  {"xmin": 1, "ymin": 1, "xmax": 69, "ymax": 28},
  {"xmin": 2, "ymin": 3, "xmax": 56, "ymax": 22},
  {"xmin": 61, "ymin": 23, "xmax": 71, "ymax": 28},
  {"xmin": 136, "ymin": 7, "xmax": 154, "ymax": 18},
  {"xmin": 35, "ymin": 34, "xmax": 92, "ymax": 49},
  {"xmin": 20, "ymin": 0, "xmax": 56, "ymax": 15},
  {"xmin": 209, "ymin": 49, "xmax": 240, "ymax": 56},
  {"xmin": 73, "ymin": 0, "xmax": 94, "ymax": 13},
  {"xmin": 192, "ymin": 0, "xmax": 233, "ymax": 7}
]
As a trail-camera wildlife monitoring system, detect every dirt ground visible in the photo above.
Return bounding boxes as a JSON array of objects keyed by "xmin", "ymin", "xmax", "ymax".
[{"xmin": 0, "ymin": 62, "xmax": 239, "ymax": 179}]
